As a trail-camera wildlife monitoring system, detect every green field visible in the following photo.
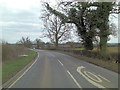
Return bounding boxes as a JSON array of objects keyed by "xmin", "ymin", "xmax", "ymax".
[
  {"xmin": 2, "ymin": 50, "xmax": 36, "ymax": 83},
  {"xmin": 71, "ymin": 48, "xmax": 85, "ymax": 50},
  {"xmin": 106, "ymin": 47, "xmax": 118, "ymax": 54}
]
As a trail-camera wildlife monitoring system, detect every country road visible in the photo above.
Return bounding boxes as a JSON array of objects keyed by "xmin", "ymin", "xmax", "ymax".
[{"xmin": 11, "ymin": 50, "xmax": 119, "ymax": 88}]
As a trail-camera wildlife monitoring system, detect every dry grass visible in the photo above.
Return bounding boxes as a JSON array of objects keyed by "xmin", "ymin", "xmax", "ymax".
[
  {"xmin": 107, "ymin": 47, "xmax": 118, "ymax": 54},
  {"xmin": 2, "ymin": 44, "xmax": 29, "ymax": 64}
]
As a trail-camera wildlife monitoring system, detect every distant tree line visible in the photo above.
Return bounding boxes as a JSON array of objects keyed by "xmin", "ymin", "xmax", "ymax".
[
  {"xmin": 16, "ymin": 37, "xmax": 85, "ymax": 49},
  {"xmin": 16, "ymin": 37, "xmax": 45, "ymax": 49}
]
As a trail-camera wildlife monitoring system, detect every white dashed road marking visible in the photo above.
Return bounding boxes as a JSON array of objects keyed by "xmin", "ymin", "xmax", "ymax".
[
  {"xmin": 58, "ymin": 59, "xmax": 64, "ymax": 66},
  {"xmin": 67, "ymin": 70, "xmax": 82, "ymax": 88}
]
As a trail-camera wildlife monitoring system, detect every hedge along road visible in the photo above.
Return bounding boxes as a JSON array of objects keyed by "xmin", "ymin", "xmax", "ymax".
[{"xmin": 10, "ymin": 50, "xmax": 119, "ymax": 88}]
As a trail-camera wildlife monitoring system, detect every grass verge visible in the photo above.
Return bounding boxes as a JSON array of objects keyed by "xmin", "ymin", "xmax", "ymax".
[
  {"xmin": 55, "ymin": 50, "xmax": 119, "ymax": 74},
  {"xmin": 2, "ymin": 50, "xmax": 36, "ymax": 83}
]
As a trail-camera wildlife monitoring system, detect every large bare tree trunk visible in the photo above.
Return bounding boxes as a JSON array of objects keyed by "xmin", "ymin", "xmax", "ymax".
[{"xmin": 55, "ymin": 34, "xmax": 58, "ymax": 48}]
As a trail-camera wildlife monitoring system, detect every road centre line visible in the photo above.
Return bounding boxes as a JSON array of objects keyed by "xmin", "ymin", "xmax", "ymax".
[
  {"xmin": 58, "ymin": 59, "xmax": 64, "ymax": 66},
  {"xmin": 8, "ymin": 52, "xmax": 39, "ymax": 88},
  {"xmin": 67, "ymin": 70, "xmax": 82, "ymax": 88}
]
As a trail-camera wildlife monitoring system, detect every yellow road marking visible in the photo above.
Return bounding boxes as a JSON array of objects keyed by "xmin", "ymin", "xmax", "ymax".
[
  {"xmin": 67, "ymin": 70, "xmax": 82, "ymax": 88},
  {"xmin": 84, "ymin": 71, "xmax": 102, "ymax": 83},
  {"xmin": 77, "ymin": 66, "xmax": 106, "ymax": 88},
  {"xmin": 98, "ymin": 75, "xmax": 111, "ymax": 82},
  {"xmin": 8, "ymin": 52, "xmax": 39, "ymax": 88},
  {"xmin": 58, "ymin": 60, "xmax": 64, "ymax": 66}
]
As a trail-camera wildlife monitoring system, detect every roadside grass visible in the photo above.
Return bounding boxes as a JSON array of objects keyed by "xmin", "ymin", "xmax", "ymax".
[
  {"xmin": 2, "ymin": 50, "xmax": 36, "ymax": 83},
  {"xmin": 55, "ymin": 50, "xmax": 119, "ymax": 73}
]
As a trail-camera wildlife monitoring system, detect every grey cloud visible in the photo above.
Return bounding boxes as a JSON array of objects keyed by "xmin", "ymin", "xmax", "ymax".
[
  {"xmin": 0, "ymin": 3, "xmax": 42, "ymax": 23},
  {"xmin": 0, "ymin": 3, "xmax": 45, "ymax": 43}
]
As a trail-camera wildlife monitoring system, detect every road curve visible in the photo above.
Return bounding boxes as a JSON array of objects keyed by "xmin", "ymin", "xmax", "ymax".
[{"xmin": 11, "ymin": 50, "xmax": 119, "ymax": 88}]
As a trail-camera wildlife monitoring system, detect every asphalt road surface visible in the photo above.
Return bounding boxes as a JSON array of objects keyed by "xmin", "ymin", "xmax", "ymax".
[{"xmin": 11, "ymin": 50, "xmax": 119, "ymax": 88}]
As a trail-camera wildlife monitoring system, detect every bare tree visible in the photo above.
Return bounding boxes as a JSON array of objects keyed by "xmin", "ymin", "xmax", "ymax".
[
  {"xmin": 41, "ymin": 4, "xmax": 72, "ymax": 48},
  {"xmin": 34, "ymin": 38, "xmax": 45, "ymax": 49},
  {"xmin": 17, "ymin": 37, "xmax": 32, "ymax": 48}
]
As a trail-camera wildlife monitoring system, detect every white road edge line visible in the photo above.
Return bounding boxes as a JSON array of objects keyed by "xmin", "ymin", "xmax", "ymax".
[
  {"xmin": 67, "ymin": 70, "xmax": 82, "ymax": 88},
  {"xmin": 58, "ymin": 59, "xmax": 63, "ymax": 66},
  {"xmin": 98, "ymin": 75, "xmax": 111, "ymax": 82},
  {"xmin": 8, "ymin": 52, "xmax": 39, "ymax": 88}
]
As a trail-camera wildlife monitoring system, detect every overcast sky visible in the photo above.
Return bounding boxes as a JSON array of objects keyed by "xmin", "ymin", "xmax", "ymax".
[{"xmin": 0, "ymin": 0, "xmax": 119, "ymax": 43}]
